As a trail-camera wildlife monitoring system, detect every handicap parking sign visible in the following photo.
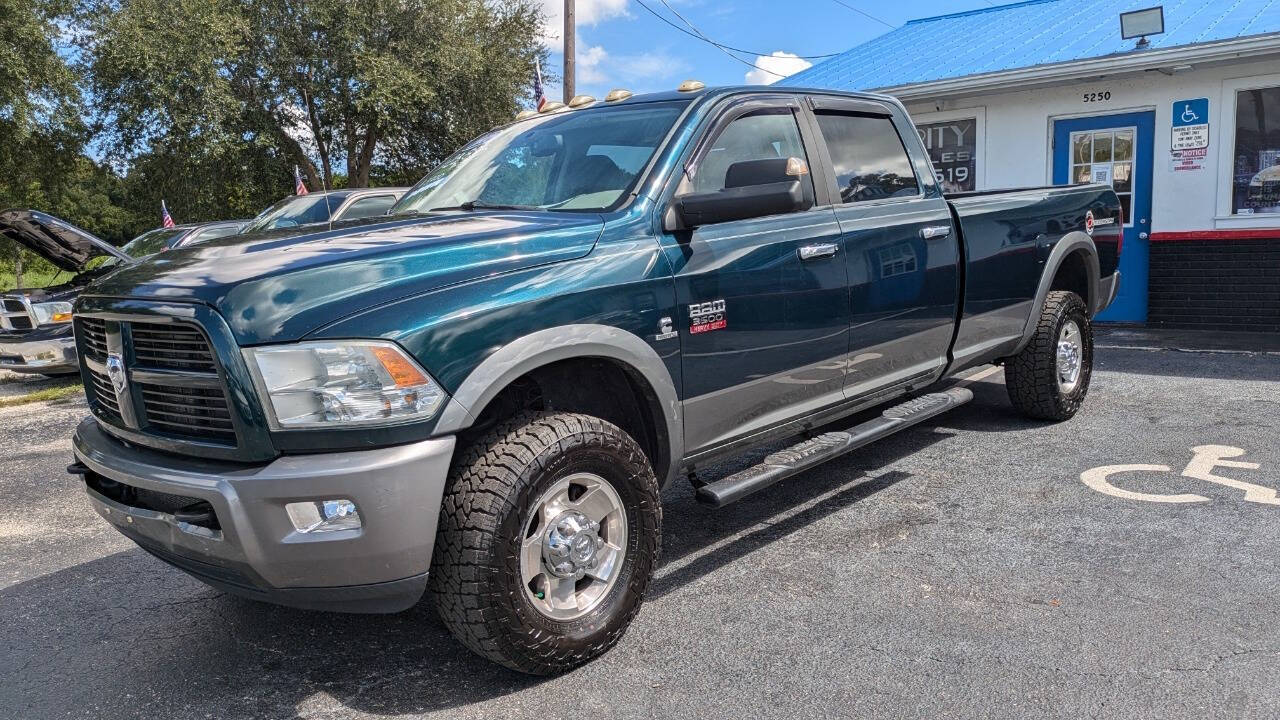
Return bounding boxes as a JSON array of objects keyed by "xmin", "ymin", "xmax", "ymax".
[{"xmin": 1171, "ymin": 98, "xmax": 1209, "ymax": 150}]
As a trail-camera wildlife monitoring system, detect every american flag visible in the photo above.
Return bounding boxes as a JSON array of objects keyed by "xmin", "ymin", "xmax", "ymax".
[
  {"xmin": 534, "ymin": 58, "xmax": 547, "ymax": 111},
  {"xmin": 161, "ymin": 200, "xmax": 175, "ymax": 228},
  {"xmin": 294, "ymin": 165, "xmax": 309, "ymax": 196}
]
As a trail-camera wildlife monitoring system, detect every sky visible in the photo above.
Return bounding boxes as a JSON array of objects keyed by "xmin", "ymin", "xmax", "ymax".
[{"xmin": 535, "ymin": 0, "xmax": 1003, "ymax": 103}]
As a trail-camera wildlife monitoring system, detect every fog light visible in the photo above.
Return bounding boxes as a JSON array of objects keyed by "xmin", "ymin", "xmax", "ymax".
[{"xmin": 286, "ymin": 499, "xmax": 361, "ymax": 534}]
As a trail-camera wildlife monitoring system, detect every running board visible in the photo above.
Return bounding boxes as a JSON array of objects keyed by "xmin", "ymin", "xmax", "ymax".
[{"xmin": 694, "ymin": 387, "xmax": 974, "ymax": 507}]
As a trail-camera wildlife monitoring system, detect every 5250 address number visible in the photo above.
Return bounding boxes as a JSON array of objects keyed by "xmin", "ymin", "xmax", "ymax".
[{"xmin": 1082, "ymin": 91, "xmax": 1112, "ymax": 103}]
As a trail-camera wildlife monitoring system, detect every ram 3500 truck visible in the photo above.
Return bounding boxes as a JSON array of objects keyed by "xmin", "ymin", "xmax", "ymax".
[{"xmin": 68, "ymin": 86, "xmax": 1120, "ymax": 675}]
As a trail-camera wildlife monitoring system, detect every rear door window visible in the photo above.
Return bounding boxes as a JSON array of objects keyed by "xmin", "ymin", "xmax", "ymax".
[
  {"xmin": 814, "ymin": 113, "xmax": 920, "ymax": 203},
  {"xmin": 340, "ymin": 195, "xmax": 398, "ymax": 220}
]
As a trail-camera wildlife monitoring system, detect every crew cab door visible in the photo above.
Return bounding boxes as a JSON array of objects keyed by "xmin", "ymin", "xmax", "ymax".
[
  {"xmin": 805, "ymin": 96, "xmax": 960, "ymax": 398},
  {"xmin": 659, "ymin": 96, "xmax": 848, "ymax": 456}
]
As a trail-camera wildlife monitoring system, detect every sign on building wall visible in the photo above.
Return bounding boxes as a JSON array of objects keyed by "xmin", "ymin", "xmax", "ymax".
[
  {"xmin": 1171, "ymin": 97, "xmax": 1209, "ymax": 172},
  {"xmin": 916, "ymin": 118, "xmax": 976, "ymax": 192}
]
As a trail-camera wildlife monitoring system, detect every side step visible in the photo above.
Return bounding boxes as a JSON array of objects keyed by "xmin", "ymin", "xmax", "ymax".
[{"xmin": 694, "ymin": 387, "xmax": 974, "ymax": 507}]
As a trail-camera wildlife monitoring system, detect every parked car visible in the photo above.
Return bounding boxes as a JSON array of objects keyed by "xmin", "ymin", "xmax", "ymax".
[
  {"xmin": 0, "ymin": 212, "xmax": 246, "ymax": 375},
  {"xmin": 240, "ymin": 188, "xmax": 408, "ymax": 233},
  {"xmin": 68, "ymin": 86, "xmax": 1121, "ymax": 675}
]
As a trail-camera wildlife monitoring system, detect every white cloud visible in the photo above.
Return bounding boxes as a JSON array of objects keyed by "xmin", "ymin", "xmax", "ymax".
[
  {"xmin": 539, "ymin": 0, "xmax": 630, "ymax": 51},
  {"xmin": 578, "ymin": 45, "xmax": 610, "ymax": 84},
  {"xmin": 744, "ymin": 51, "xmax": 813, "ymax": 85}
]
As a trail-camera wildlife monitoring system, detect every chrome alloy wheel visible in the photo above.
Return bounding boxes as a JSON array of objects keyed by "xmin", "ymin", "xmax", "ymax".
[
  {"xmin": 1056, "ymin": 320, "xmax": 1083, "ymax": 394},
  {"xmin": 520, "ymin": 472, "xmax": 628, "ymax": 621}
]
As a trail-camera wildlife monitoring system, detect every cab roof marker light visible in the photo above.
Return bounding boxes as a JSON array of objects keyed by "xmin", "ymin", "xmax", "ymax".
[
  {"xmin": 605, "ymin": 89, "xmax": 633, "ymax": 102},
  {"xmin": 514, "ymin": 109, "xmax": 537, "ymax": 121},
  {"xmin": 568, "ymin": 94, "xmax": 596, "ymax": 109},
  {"xmin": 538, "ymin": 101, "xmax": 566, "ymax": 114},
  {"xmin": 676, "ymin": 80, "xmax": 705, "ymax": 93}
]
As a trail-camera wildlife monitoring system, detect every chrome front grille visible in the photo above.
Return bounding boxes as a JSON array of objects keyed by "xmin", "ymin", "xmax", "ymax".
[
  {"xmin": 76, "ymin": 316, "xmax": 239, "ymax": 448},
  {"xmin": 1, "ymin": 296, "xmax": 35, "ymax": 331}
]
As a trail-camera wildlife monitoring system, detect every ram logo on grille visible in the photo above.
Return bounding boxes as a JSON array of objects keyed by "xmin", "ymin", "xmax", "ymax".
[{"xmin": 105, "ymin": 353, "xmax": 128, "ymax": 395}]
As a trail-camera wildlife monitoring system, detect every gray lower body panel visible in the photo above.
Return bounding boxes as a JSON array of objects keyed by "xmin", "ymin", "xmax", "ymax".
[
  {"xmin": 72, "ymin": 417, "xmax": 456, "ymax": 613},
  {"xmin": 1096, "ymin": 271, "xmax": 1121, "ymax": 316}
]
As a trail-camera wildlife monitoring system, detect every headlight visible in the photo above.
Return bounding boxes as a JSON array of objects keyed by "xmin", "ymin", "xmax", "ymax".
[
  {"xmin": 31, "ymin": 301, "xmax": 73, "ymax": 325},
  {"xmin": 244, "ymin": 340, "xmax": 445, "ymax": 429}
]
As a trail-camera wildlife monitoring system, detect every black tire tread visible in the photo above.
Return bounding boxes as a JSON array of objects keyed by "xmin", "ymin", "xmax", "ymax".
[
  {"xmin": 1005, "ymin": 290, "xmax": 1092, "ymax": 421},
  {"xmin": 429, "ymin": 410, "xmax": 660, "ymax": 675}
]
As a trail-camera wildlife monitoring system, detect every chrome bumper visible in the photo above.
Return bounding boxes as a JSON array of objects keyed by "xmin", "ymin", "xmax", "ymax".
[
  {"xmin": 72, "ymin": 417, "xmax": 456, "ymax": 613},
  {"xmin": 0, "ymin": 334, "xmax": 77, "ymax": 374}
]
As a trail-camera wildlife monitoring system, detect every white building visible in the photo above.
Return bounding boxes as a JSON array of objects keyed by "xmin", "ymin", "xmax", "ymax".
[{"xmin": 783, "ymin": 0, "xmax": 1280, "ymax": 331}]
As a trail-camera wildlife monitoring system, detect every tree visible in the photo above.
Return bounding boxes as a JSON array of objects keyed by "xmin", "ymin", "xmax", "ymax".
[{"xmin": 79, "ymin": 0, "xmax": 546, "ymax": 192}]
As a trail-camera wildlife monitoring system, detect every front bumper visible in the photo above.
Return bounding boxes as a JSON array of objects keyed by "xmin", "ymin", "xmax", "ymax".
[
  {"xmin": 72, "ymin": 417, "xmax": 456, "ymax": 613},
  {"xmin": 0, "ymin": 332, "xmax": 77, "ymax": 374}
]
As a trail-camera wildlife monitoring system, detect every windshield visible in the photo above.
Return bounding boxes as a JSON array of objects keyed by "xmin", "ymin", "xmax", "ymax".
[
  {"xmin": 243, "ymin": 194, "xmax": 344, "ymax": 233},
  {"xmin": 392, "ymin": 100, "xmax": 687, "ymax": 215},
  {"xmin": 119, "ymin": 227, "xmax": 187, "ymax": 258}
]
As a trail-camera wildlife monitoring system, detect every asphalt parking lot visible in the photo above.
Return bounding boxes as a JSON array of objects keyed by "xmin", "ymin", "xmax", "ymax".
[{"xmin": 3, "ymin": 338, "xmax": 1279, "ymax": 719}]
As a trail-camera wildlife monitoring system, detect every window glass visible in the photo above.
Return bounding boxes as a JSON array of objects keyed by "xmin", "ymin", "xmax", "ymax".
[
  {"xmin": 1068, "ymin": 128, "xmax": 1135, "ymax": 224},
  {"xmin": 341, "ymin": 195, "xmax": 398, "ymax": 220},
  {"xmin": 244, "ymin": 194, "xmax": 344, "ymax": 232},
  {"xmin": 815, "ymin": 113, "xmax": 920, "ymax": 203},
  {"xmin": 392, "ymin": 101, "xmax": 686, "ymax": 214},
  {"xmin": 687, "ymin": 110, "xmax": 812, "ymax": 195},
  {"xmin": 915, "ymin": 117, "xmax": 976, "ymax": 191},
  {"xmin": 182, "ymin": 223, "xmax": 242, "ymax": 246},
  {"xmin": 1232, "ymin": 86, "xmax": 1280, "ymax": 215},
  {"xmin": 118, "ymin": 228, "xmax": 187, "ymax": 258}
]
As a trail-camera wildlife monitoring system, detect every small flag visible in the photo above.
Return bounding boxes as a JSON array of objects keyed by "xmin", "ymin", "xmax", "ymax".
[
  {"xmin": 534, "ymin": 58, "xmax": 547, "ymax": 111},
  {"xmin": 161, "ymin": 200, "xmax": 175, "ymax": 228},
  {"xmin": 294, "ymin": 165, "xmax": 309, "ymax": 196}
]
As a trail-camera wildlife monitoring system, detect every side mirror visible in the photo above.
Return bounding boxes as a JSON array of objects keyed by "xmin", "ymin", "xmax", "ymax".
[{"xmin": 669, "ymin": 157, "xmax": 813, "ymax": 231}]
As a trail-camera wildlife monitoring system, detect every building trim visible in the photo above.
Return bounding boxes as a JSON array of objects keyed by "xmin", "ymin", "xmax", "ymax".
[
  {"xmin": 874, "ymin": 33, "xmax": 1280, "ymax": 102},
  {"xmin": 1150, "ymin": 230, "xmax": 1280, "ymax": 242}
]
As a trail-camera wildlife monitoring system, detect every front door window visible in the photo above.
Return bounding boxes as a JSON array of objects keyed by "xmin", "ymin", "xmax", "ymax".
[{"xmin": 1070, "ymin": 128, "xmax": 1136, "ymax": 225}]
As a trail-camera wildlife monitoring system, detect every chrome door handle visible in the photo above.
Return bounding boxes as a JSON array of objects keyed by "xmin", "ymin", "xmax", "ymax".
[
  {"xmin": 1139, "ymin": 232, "xmax": 1149, "ymax": 240},
  {"xmin": 798, "ymin": 243, "xmax": 839, "ymax": 261},
  {"xmin": 920, "ymin": 225, "xmax": 952, "ymax": 240}
]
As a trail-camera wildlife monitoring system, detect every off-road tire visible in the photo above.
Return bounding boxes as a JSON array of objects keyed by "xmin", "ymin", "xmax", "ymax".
[
  {"xmin": 1005, "ymin": 290, "xmax": 1093, "ymax": 420},
  {"xmin": 429, "ymin": 411, "xmax": 662, "ymax": 675}
]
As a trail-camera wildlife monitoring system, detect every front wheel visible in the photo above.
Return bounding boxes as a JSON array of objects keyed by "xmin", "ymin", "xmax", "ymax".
[
  {"xmin": 429, "ymin": 411, "xmax": 661, "ymax": 675},
  {"xmin": 1005, "ymin": 290, "xmax": 1093, "ymax": 420}
]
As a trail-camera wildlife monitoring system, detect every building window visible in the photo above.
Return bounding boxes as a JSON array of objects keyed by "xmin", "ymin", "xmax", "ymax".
[
  {"xmin": 1069, "ymin": 128, "xmax": 1135, "ymax": 225},
  {"xmin": 916, "ymin": 117, "xmax": 977, "ymax": 192},
  {"xmin": 1232, "ymin": 86, "xmax": 1280, "ymax": 215}
]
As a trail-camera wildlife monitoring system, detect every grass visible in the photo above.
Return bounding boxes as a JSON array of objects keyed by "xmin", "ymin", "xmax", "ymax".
[
  {"xmin": 1, "ymin": 269, "xmax": 74, "ymax": 290},
  {"xmin": 0, "ymin": 382, "xmax": 84, "ymax": 407}
]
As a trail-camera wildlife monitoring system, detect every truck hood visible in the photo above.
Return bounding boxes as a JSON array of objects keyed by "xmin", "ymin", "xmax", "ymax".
[
  {"xmin": 0, "ymin": 209, "xmax": 133, "ymax": 272},
  {"xmin": 84, "ymin": 211, "xmax": 605, "ymax": 344}
]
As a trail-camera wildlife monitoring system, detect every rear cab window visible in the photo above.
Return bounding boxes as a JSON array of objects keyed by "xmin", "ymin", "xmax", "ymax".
[
  {"xmin": 340, "ymin": 195, "xmax": 398, "ymax": 220},
  {"xmin": 813, "ymin": 112, "xmax": 920, "ymax": 203}
]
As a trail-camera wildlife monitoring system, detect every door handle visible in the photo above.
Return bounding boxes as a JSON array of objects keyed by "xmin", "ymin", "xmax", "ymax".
[
  {"xmin": 798, "ymin": 243, "xmax": 839, "ymax": 261},
  {"xmin": 920, "ymin": 225, "xmax": 952, "ymax": 240},
  {"xmin": 1139, "ymin": 232, "xmax": 1149, "ymax": 240}
]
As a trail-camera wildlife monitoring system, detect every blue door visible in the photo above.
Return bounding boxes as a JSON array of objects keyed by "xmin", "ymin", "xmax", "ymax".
[{"xmin": 1052, "ymin": 111, "xmax": 1154, "ymax": 322}]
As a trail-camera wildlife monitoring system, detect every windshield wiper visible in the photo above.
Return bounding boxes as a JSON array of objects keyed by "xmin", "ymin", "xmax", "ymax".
[{"xmin": 428, "ymin": 201, "xmax": 542, "ymax": 212}]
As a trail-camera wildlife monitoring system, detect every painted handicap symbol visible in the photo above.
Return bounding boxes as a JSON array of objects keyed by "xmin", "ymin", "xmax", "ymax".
[{"xmin": 1081, "ymin": 445, "xmax": 1275, "ymax": 505}]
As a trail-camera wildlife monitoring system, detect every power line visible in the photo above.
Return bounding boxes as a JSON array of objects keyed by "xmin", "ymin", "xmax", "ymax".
[
  {"xmin": 631, "ymin": 0, "xmax": 840, "ymax": 69},
  {"xmin": 826, "ymin": 0, "xmax": 895, "ymax": 28}
]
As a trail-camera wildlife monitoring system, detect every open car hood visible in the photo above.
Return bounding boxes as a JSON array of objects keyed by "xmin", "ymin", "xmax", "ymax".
[{"xmin": 0, "ymin": 209, "xmax": 133, "ymax": 272}]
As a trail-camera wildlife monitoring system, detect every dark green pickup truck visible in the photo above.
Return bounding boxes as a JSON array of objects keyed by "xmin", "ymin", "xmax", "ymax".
[{"xmin": 68, "ymin": 85, "xmax": 1120, "ymax": 674}]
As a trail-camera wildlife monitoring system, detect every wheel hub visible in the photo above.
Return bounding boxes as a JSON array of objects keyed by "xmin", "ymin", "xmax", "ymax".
[
  {"xmin": 543, "ymin": 511, "xmax": 602, "ymax": 578},
  {"xmin": 1056, "ymin": 320, "xmax": 1083, "ymax": 393}
]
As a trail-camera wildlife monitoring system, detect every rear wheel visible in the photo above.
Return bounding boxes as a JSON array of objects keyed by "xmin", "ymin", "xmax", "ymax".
[
  {"xmin": 1005, "ymin": 290, "xmax": 1093, "ymax": 420},
  {"xmin": 429, "ymin": 411, "xmax": 661, "ymax": 675}
]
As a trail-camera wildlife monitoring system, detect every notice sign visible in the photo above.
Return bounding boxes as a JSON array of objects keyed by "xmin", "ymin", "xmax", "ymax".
[
  {"xmin": 1171, "ymin": 97, "xmax": 1209, "ymax": 151},
  {"xmin": 1091, "ymin": 164, "xmax": 1113, "ymax": 185},
  {"xmin": 1172, "ymin": 146, "xmax": 1207, "ymax": 172}
]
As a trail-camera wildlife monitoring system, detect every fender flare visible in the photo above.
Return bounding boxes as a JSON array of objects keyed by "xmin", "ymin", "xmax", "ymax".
[
  {"xmin": 1013, "ymin": 231, "xmax": 1100, "ymax": 355},
  {"xmin": 434, "ymin": 324, "xmax": 684, "ymax": 488}
]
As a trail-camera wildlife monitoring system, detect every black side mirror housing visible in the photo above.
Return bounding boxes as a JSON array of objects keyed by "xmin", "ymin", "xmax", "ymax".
[{"xmin": 668, "ymin": 157, "xmax": 814, "ymax": 231}]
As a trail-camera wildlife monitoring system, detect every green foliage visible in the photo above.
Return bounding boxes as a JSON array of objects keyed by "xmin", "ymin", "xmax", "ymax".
[{"xmin": 80, "ymin": 0, "xmax": 547, "ymax": 189}]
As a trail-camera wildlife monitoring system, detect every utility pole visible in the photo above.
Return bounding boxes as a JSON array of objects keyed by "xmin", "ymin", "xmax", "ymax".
[{"xmin": 563, "ymin": 0, "xmax": 575, "ymax": 102}]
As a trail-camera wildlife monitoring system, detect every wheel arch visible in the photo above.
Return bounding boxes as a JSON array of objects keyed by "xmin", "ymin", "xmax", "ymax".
[
  {"xmin": 1013, "ymin": 232, "xmax": 1100, "ymax": 355},
  {"xmin": 434, "ymin": 324, "xmax": 683, "ymax": 488}
]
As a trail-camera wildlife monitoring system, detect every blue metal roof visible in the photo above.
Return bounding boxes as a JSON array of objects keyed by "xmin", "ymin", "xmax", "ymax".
[{"xmin": 781, "ymin": 0, "xmax": 1280, "ymax": 91}]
